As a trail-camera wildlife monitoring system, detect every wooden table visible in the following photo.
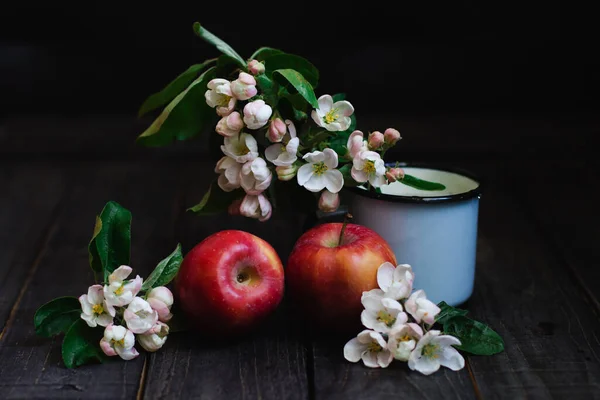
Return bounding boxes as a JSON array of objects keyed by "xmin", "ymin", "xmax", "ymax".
[{"xmin": 1, "ymin": 115, "xmax": 599, "ymax": 399}]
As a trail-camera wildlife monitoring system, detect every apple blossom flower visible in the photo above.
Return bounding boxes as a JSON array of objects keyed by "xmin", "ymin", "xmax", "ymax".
[
  {"xmin": 318, "ymin": 190, "xmax": 340, "ymax": 212},
  {"xmin": 360, "ymin": 289, "xmax": 408, "ymax": 333},
  {"xmin": 384, "ymin": 128, "xmax": 402, "ymax": 145},
  {"xmin": 408, "ymin": 330, "xmax": 465, "ymax": 375},
  {"xmin": 265, "ymin": 120, "xmax": 299, "ymax": 167},
  {"xmin": 240, "ymin": 193, "xmax": 272, "ymax": 222},
  {"xmin": 311, "ymin": 94, "xmax": 354, "ymax": 132},
  {"xmin": 405, "ymin": 289, "xmax": 441, "ymax": 325},
  {"xmin": 387, "ymin": 323, "xmax": 424, "ymax": 361},
  {"xmin": 215, "ymin": 156, "xmax": 243, "ymax": 192},
  {"xmin": 377, "ymin": 262, "xmax": 414, "ymax": 300},
  {"xmin": 267, "ymin": 118, "xmax": 287, "ymax": 143},
  {"xmin": 346, "ymin": 130, "xmax": 368, "ymax": 159},
  {"xmin": 215, "ymin": 111, "xmax": 244, "ymax": 137},
  {"xmin": 124, "ymin": 297, "xmax": 159, "ymax": 334},
  {"xmin": 344, "ymin": 329, "xmax": 393, "ymax": 368},
  {"xmin": 297, "ymin": 149, "xmax": 344, "ymax": 193},
  {"xmin": 230, "ymin": 72, "xmax": 258, "ymax": 101},
  {"xmin": 205, "ymin": 78, "xmax": 236, "ymax": 117},
  {"xmin": 103, "ymin": 265, "xmax": 143, "ymax": 307},
  {"xmin": 386, "ymin": 167, "xmax": 405, "ymax": 183},
  {"xmin": 147, "ymin": 287, "xmax": 174, "ymax": 323},
  {"xmin": 276, "ymin": 164, "xmax": 299, "ymax": 181},
  {"xmin": 99, "ymin": 324, "xmax": 139, "ymax": 360},
  {"xmin": 79, "ymin": 284, "xmax": 115, "ymax": 328},
  {"xmin": 368, "ymin": 131, "xmax": 384, "ymax": 150},
  {"xmin": 351, "ymin": 150, "xmax": 386, "ymax": 188},
  {"xmin": 243, "ymin": 100, "xmax": 272, "ymax": 130},
  {"xmin": 221, "ymin": 132, "xmax": 259, "ymax": 164},
  {"xmin": 240, "ymin": 157, "xmax": 272, "ymax": 195},
  {"xmin": 137, "ymin": 321, "xmax": 169, "ymax": 352},
  {"xmin": 247, "ymin": 59, "xmax": 265, "ymax": 75}
]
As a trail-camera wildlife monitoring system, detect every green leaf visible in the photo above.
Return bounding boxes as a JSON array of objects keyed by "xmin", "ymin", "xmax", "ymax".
[
  {"xmin": 192, "ymin": 22, "xmax": 246, "ymax": 68},
  {"xmin": 329, "ymin": 130, "xmax": 352, "ymax": 157},
  {"xmin": 400, "ymin": 174, "xmax": 447, "ymax": 191},
  {"xmin": 88, "ymin": 201, "xmax": 132, "ymax": 282},
  {"xmin": 188, "ymin": 181, "xmax": 244, "ymax": 215},
  {"xmin": 138, "ymin": 59, "xmax": 216, "ymax": 117},
  {"xmin": 62, "ymin": 319, "xmax": 107, "ymax": 369},
  {"xmin": 142, "ymin": 244, "xmax": 183, "ymax": 290},
  {"xmin": 251, "ymin": 47, "xmax": 284, "ymax": 61},
  {"xmin": 443, "ymin": 316, "xmax": 505, "ymax": 355},
  {"xmin": 332, "ymin": 93, "xmax": 346, "ymax": 102},
  {"xmin": 34, "ymin": 297, "xmax": 81, "ymax": 338},
  {"xmin": 273, "ymin": 69, "xmax": 318, "ymax": 108},
  {"xmin": 137, "ymin": 67, "xmax": 218, "ymax": 147},
  {"xmin": 256, "ymin": 74, "xmax": 279, "ymax": 106},
  {"xmin": 263, "ymin": 53, "xmax": 319, "ymax": 87},
  {"xmin": 436, "ymin": 301, "xmax": 469, "ymax": 325}
]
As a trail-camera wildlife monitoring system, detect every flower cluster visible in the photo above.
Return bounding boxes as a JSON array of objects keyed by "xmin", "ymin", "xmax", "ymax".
[
  {"xmin": 205, "ymin": 63, "xmax": 404, "ymax": 222},
  {"xmin": 78, "ymin": 266, "xmax": 174, "ymax": 359},
  {"xmin": 344, "ymin": 262, "xmax": 465, "ymax": 375}
]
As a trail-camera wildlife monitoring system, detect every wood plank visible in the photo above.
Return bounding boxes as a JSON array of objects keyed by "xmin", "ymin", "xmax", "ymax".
[
  {"xmin": 0, "ymin": 164, "xmax": 66, "ymax": 334},
  {"xmin": 142, "ymin": 161, "xmax": 310, "ymax": 400},
  {"xmin": 463, "ymin": 173, "xmax": 600, "ymax": 398},
  {"xmin": 0, "ymin": 162, "xmax": 183, "ymax": 399}
]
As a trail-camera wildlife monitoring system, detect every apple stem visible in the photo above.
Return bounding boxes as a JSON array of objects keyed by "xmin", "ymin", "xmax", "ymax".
[{"xmin": 338, "ymin": 213, "xmax": 353, "ymax": 246}]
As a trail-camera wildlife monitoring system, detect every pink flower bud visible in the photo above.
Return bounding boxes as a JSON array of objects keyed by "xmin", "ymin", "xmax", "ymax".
[
  {"xmin": 231, "ymin": 72, "xmax": 258, "ymax": 101},
  {"xmin": 368, "ymin": 131, "xmax": 385, "ymax": 150},
  {"xmin": 318, "ymin": 190, "xmax": 340, "ymax": 213},
  {"xmin": 267, "ymin": 118, "xmax": 287, "ymax": 143},
  {"xmin": 385, "ymin": 167, "xmax": 405, "ymax": 182},
  {"xmin": 276, "ymin": 164, "xmax": 298, "ymax": 181},
  {"xmin": 215, "ymin": 111, "xmax": 244, "ymax": 137},
  {"xmin": 347, "ymin": 130, "xmax": 367, "ymax": 159},
  {"xmin": 228, "ymin": 199, "xmax": 243, "ymax": 216},
  {"xmin": 384, "ymin": 128, "xmax": 401, "ymax": 145},
  {"xmin": 247, "ymin": 59, "xmax": 265, "ymax": 75}
]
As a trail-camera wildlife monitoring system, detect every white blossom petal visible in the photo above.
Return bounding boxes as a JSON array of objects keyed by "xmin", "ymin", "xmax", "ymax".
[
  {"xmin": 343, "ymin": 338, "xmax": 367, "ymax": 362},
  {"xmin": 361, "ymin": 351, "xmax": 379, "ymax": 368},
  {"xmin": 377, "ymin": 262, "xmax": 396, "ymax": 292},
  {"xmin": 297, "ymin": 164, "xmax": 314, "ymax": 186},
  {"xmin": 317, "ymin": 95, "xmax": 333, "ymax": 112},
  {"xmin": 323, "ymin": 170, "xmax": 343, "ymax": 193}
]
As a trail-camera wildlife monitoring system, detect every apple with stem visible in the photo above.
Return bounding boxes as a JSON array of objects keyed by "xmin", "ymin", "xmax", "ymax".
[
  {"xmin": 287, "ymin": 215, "xmax": 397, "ymax": 332},
  {"xmin": 175, "ymin": 230, "xmax": 284, "ymax": 336}
]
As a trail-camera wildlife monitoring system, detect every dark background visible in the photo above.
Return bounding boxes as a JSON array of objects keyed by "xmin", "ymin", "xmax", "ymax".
[{"xmin": 0, "ymin": 4, "xmax": 598, "ymax": 161}]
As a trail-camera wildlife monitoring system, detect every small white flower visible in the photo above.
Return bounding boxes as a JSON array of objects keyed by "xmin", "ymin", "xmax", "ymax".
[
  {"xmin": 79, "ymin": 284, "xmax": 115, "ymax": 328},
  {"xmin": 240, "ymin": 193, "xmax": 272, "ymax": 222},
  {"xmin": 346, "ymin": 130, "xmax": 368, "ymax": 159},
  {"xmin": 408, "ymin": 330, "xmax": 465, "ymax": 375},
  {"xmin": 205, "ymin": 78, "xmax": 236, "ymax": 117},
  {"xmin": 215, "ymin": 156, "xmax": 243, "ymax": 192},
  {"xmin": 103, "ymin": 266, "xmax": 142, "ymax": 307},
  {"xmin": 230, "ymin": 72, "xmax": 258, "ymax": 101},
  {"xmin": 265, "ymin": 120, "xmax": 299, "ymax": 167},
  {"xmin": 147, "ymin": 287, "xmax": 174, "ymax": 323},
  {"xmin": 311, "ymin": 94, "xmax": 354, "ymax": 132},
  {"xmin": 137, "ymin": 321, "xmax": 169, "ymax": 352},
  {"xmin": 377, "ymin": 262, "xmax": 415, "ymax": 300},
  {"xmin": 221, "ymin": 133, "xmax": 259, "ymax": 164},
  {"xmin": 99, "ymin": 324, "xmax": 139, "ymax": 360},
  {"xmin": 405, "ymin": 289, "xmax": 441, "ymax": 325},
  {"xmin": 240, "ymin": 158, "xmax": 272, "ymax": 195},
  {"xmin": 360, "ymin": 289, "xmax": 408, "ymax": 333},
  {"xmin": 351, "ymin": 150, "xmax": 387, "ymax": 188},
  {"xmin": 297, "ymin": 149, "xmax": 344, "ymax": 193},
  {"xmin": 124, "ymin": 297, "xmax": 159, "ymax": 334},
  {"xmin": 387, "ymin": 323, "xmax": 424, "ymax": 361},
  {"xmin": 343, "ymin": 329, "xmax": 394, "ymax": 368},
  {"xmin": 243, "ymin": 100, "xmax": 272, "ymax": 130}
]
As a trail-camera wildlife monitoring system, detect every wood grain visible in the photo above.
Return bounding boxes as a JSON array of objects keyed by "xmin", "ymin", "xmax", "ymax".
[{"xmin": 0, "ymin": 162, "xmax": 183, "ymax": 399}]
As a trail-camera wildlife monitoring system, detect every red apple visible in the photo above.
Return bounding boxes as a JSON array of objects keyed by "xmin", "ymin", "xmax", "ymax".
[
  {"xmin": 286, "ymin": 223, "xmax": 397, "ymax": 332},
  {"xmin": 175, "ymin": 230, "xmax": 284, "ymax": 336}
]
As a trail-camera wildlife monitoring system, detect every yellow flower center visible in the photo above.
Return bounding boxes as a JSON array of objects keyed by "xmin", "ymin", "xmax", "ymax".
[
  {"xmin": 422, "ymin": 343, "xmax": 440, "ymax": 359},
  {"xmin": 218, "ymin": 94, "xmax": 231, "ymax": 107},
  {"xmin": 323, "ymin": 109, "xmax": 339, "ymax": 124},
  {"xmin": 367, "ymin": 342, "xmax": 383, "ymax": 352},
  {"xmin": 281, "ymin": 145, "xmax": 287, "ymax": 152},
  {"xmin": 376, "ymin": 310, "xmax": 396, "ymax": 327},
  {"xmin": 400, "ymin": 334, "xmax": 412, "ymax": 342},
  {"xmin": 112, "ymin": 338, "xmax": 125, "ymax": 347},
  {"xmin": 364, "ymin": 160, "xmax": 376, "ymax": 175},
  {"xmin": 92, "ymin": 304, "xmax": 104, "ymax": 316},
  {"xmin": 312, "ymin": 162, "xmax": 328, "ymax": 176},
  {"xmin": 114, "ymin": 285, "xmax": 125, "ymax": 296}
]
